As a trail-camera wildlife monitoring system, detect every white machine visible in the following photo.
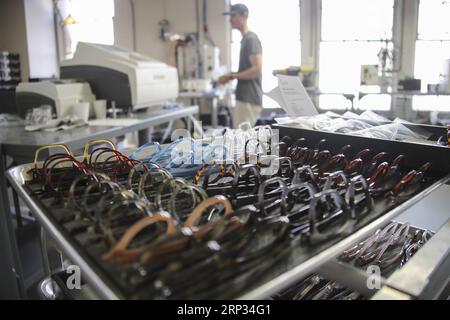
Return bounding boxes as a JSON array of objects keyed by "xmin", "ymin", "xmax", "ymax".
[
  {"xmin": 202, "ymin": 45, "xmax": 221, "ymax": 80},
  {"xmin": 15, "ymin": 79, "xmax": 95, "ymax": 118},
  {"xmin": 439, "ymin": 59, "xmax": 450, "ymax": 94},
  {"xmin": 360, "ymin": 65, "xmax": 379, "ymax": 86},
  {"xmin": 60, "ymin": 42, "xmax": 179, "ymax": 111},
  {"xmin": 178, "ymin": 42, "xmax": 221, "ymax": 92}
]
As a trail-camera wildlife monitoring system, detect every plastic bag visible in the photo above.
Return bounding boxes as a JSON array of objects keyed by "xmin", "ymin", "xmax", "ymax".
[
  {"xmin": 324, "ymin": 111, "xmax": 342, "ymax": 118},
  {"xmin": 351, "ymin": 123, "xmax": 427, "ymax": 141},
  {"xmin": 334, "ymin": 119, "xmax": 374, "ymax": 134},
  {"xmin": 25, "ymin": 105, "xmax": 53, "ymax": 125},
  {"xmin": 0, "ymin": 113, "xmax": 24, "ymax": 127},
  {"xmin": 359, "ymin": 110, "xmax": 390, "ymax": 123},
  {"xmin": 342, "ymin": 111, "xmax": 360, "ymax": 119}
]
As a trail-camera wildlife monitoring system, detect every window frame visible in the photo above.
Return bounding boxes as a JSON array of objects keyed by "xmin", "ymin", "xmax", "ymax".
[
  {"xmin": 317, "ymin": 0, "xmax": 396, "ymax": 111},
  {"xmin": 412, "ymin": 0, "xmax": 450, "ymax": 111}
]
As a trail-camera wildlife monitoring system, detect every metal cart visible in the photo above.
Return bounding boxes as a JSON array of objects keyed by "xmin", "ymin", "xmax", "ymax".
[{"xmin": 5, "ymin": 123, "xmax": 450, "ymax": 299}]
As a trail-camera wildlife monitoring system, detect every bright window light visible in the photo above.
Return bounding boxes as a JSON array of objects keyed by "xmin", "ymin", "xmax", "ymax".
[
  {"xmin": 68, "ymin": 0, "xmax": 115, "ymax": 55},
  {"xmin": 231, "ymin": 0, "xmax": 301, "ymax": 108},
  {"xmin": 412, "ymin": 95, "xmax": 450, "ymax": 111},
  {"xmin": 357, "ymin": 94, "xmax": 391, "ymax": 111},
  {"xmin": 319, "ymin": 0, "xmax": 394, "ymax": 110},
  {"xmin": 417, "ymin": 0, "xmax": 450, "ymax": 40},
  {"xmin": 321, "ymin": 0, "xmax": 394, "ymax": 41},
  {"xmin": 319, "ymin": 94, "xmax": 353, "ymax": 110},
  {"xmin": 319, "ymin": 42, "xmax": 384, "ymax": 93},
  {"xmin": 415, "ymin": 41, "xmax": 450, "ymax": 90},
  {"xmin": 415, "ymin": 1, "xmax": 450, "ymax": 93}
]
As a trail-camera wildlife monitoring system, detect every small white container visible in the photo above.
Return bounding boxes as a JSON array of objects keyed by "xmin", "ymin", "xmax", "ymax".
[
  {"xmin": 93, "ymin": 99, "xmax": 107, "ymax": 119},
  {"xmin": 71, "ymin": 102, "xmax": 90, "ymax": 122}
]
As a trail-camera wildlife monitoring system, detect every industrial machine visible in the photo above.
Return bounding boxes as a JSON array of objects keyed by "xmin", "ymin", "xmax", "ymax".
[
  {"xmin": 60, "ymin": 42, "xmax": 179, "ymax": 112},
  {"xmin": 168, "ymin": 32, "xmax": 227, "ymax": 128},
  {"xmin": 176, "ymin": 35, "xmax": 221, "ymax": 92},
  {"xmin": 15, "ymin": 79, "xmax": 95, "ymax": 119}
]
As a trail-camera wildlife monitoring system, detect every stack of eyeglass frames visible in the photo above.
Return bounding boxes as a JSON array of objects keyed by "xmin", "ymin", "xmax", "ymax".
[
  {"xmin": 272, "ymin": 221, "xmax": 432, "ymax": 300},
  {"xmin": 24, "ymin": 131, "xmax": 438, "ymax": 299},
  {"xmin": 128, "ymin": 125, "xmax": 273, "ymax": 179}
]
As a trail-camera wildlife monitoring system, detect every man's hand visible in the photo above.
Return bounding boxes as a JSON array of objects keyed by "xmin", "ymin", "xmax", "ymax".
[
  {"xmin": 218, "ymin": 73, "xmax": 233, "ymax": 85},
  {"xmin": 222, "ymin": 53, "xmax": 262, "ymax": 83}
]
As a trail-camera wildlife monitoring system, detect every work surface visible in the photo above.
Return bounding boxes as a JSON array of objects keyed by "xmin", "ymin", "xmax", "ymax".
[{"xmin": 0, "ymin": 106, "xmax": 198, "ymax": 161}]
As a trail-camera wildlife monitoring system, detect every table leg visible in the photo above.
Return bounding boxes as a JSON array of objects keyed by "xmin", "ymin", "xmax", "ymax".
[
  {"xmin": 186, "ymin": 116, "xmax": 192, "ymax": 133},
  {"xmin": 0, "ymin": 145, "xmax": 26, "ymax": 299},
  {"xmin": 12, "ymin": 189, "xmax": 23, "ymax": 228},
  {"xmin": 38, "ymin": 227, "xmax": 59, "ymax": 299},
  {"xmin": 138, "ymin": 129, "xmax": 150, "ymax": 146},
  {"xmin": 211, "ymin": 98, "xmax": 218, "ymax": 128}
]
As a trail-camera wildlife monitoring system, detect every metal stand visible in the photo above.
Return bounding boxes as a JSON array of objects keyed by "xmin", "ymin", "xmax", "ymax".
[
  {"xmin": 0, "ymin": 145, "xmax": 25, "ymax": 299},
  {"xmin": 38, "ymin": 227, "xmax": 60, "ymax": 300}
]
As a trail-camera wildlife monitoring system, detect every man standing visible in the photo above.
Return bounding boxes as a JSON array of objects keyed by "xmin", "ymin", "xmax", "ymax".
[{"xmin": 219, "ymin": 3, "xmax": 263, "ymax": 128}]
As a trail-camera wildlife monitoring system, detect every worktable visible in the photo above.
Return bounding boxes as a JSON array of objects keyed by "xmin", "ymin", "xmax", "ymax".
[{"xmin": 0, "ymin": 105, "xmax": 198, "ymax": 299}]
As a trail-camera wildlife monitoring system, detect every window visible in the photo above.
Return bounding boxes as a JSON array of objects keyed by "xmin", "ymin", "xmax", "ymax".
[
  {"xmin": 414, "ymin": 0, "xmax": 450, "ymax": 112},
  {"xmin": 415, "ymin": 41, "xmax": 450, "ymax": 91},
  {"xmin": 357, "ymin": 94, "xmax": 391, "ymax": 111},
  {"xmin": 231, "ymin": 0, "xmax": 301, "ymax": 108},
  {"xmin": 320, "ymin": 42, "xmax": 385, "ymax": 93},
  {"xmin": 318, "ymin": 94, "xmax": 353, "ymax": 110},
  {"xmin": 319, "ymin": 0, "xmax": 394, "ymax": 110},
  {"xmin": 413, "ymin": 95, "xmax": 450, "ymax": 112},
  {"xmin": 321, "ymin": 0, "xmax": 393, "ymax": 41},
  {"xmin": 64, "ymin": 0, "xmax": 115, "ymax": 58},
  {"xmin": 417, "ymin": 0, "xmax": 450, "ymax": 41}
]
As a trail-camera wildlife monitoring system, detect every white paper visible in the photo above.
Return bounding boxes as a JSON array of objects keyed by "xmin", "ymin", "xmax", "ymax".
[
  {"xmin": 268, "ymin": 75, "xmax": 318, "ymax": 117},
  {"xmin": 25, "ymin": 117, "xmax": 86, "ymax": 132},
  {"xmin": 324, "ymin": 111, "xmax": 343, "ymax": 118},
  {"xmin": 43, "ymin": 122, "xmax": 87, "ymax": 132},
  {"xmin": 274, "ymin": 117, "xmax": 295, "ymax": 124},
  {"xmin": 265, "ymin": 86, "xmax": 285, "ymax": 108}
]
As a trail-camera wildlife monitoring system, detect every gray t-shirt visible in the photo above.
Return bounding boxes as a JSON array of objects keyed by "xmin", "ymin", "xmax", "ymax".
[{"xmin": 235, "ymin": 31, "xmax": 263, "ymax": 106}]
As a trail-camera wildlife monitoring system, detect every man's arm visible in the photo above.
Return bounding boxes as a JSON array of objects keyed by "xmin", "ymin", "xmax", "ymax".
[{"xmin": 218, "ymin": 53, "xmax": 262, "ymax": 84}]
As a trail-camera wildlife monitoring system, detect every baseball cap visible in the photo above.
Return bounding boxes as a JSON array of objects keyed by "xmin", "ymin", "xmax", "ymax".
[{"xmin": 222, "ymin": 3, "xmax": 249, "ymax": 15}]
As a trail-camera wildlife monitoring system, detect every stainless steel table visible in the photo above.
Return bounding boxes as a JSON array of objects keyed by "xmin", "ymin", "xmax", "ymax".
[
  {"xmin": 0, "ymin": 105, "xmax": 198, "ymax": 299},
  {"xmin": 0, "ymin": 106, "xmax": 198, "ymax": 163}
]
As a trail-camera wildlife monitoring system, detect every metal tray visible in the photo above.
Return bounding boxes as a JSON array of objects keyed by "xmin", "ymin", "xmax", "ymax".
[
  {"xmin": 7, "ymin": 157, "xmax": 449, "ymax": 299},
  {"xmin": 272, "ymin": 222, "xmax": 438, "ymax": 300},
  {"xmin": 7, "ymin": 162, "xmax": 122, "ymax": 300},
  {"xmin": 273, "ymin": 124, "xmax": 450, "ymax": 174}
]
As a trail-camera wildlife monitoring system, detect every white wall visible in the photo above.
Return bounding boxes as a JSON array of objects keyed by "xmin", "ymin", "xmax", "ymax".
[
  {"xmin": 114, "ymin": 0, "xmax": 135, "ymax": 51},
  {"xmin": 24, "ymin": 0, "xmax": 59, "ymax": 78},
  {"xmin": 114, "ymin": 0, "xmax": 231, "ymax": 67},
  {"xmin": 206, "ymin": 0, "xmax": 231, "ymax": 67}
]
